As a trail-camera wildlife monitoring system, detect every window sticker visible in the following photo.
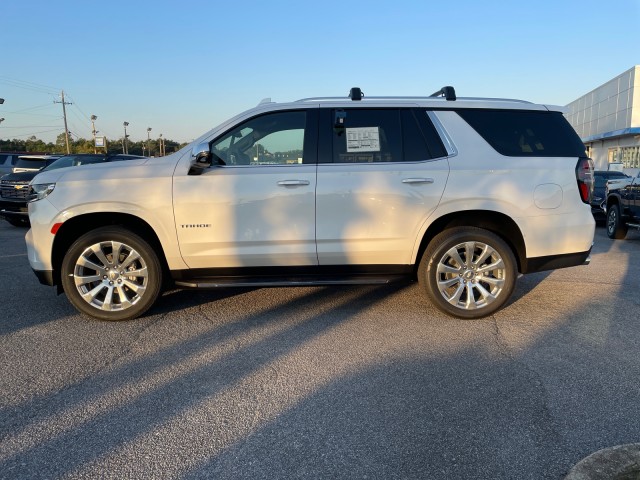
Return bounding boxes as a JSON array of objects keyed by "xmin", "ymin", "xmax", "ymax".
[{"xmin": 346, "ymin": 127, "xmax": 380, "ymax": 153}]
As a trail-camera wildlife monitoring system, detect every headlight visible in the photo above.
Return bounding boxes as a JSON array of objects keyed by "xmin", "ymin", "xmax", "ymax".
[{"xmin": 29, "ymin": 183, "xmax": 56, "ymax": 202}]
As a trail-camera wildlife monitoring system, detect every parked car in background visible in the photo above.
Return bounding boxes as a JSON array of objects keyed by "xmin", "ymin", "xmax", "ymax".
[
  {"xmin": 591, "ymin": 170, "xmax": 630, "ymax": 221},
  {"xmin": 9, "ymin": 154, "xmax": 63, "ymax": 174},
  {"xmin": 0, "ymin": 152, "xmax": 48, "ymax": 176},
  {"xmin": 0, "ymin": 153, "xmax": 145, "ymax": 227},
  {"xmin": 605, "ymin": 170, "xmax": 640, "ymax": 239}
]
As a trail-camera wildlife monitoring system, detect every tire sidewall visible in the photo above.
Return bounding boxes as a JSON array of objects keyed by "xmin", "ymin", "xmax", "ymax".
[
  {"xmin": 61, "ymin": 227, "xmax": 162, "ymax": 321},
  {"xmin": 606, "ymin": 204, "xmax": 627, "ymax": 239},
  {"xmin": 418, "ymin": 227, "xmax": 517, "ymax": 319}
]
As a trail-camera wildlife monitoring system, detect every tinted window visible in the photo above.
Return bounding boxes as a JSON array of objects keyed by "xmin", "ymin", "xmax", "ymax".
[
  {"xmin": 332, "ymin": 109, "xmax": 402, "ymax": 163},
  {"xmin": 15, "ymin": 158, "xmax": 48, "ymax": 169},
  {"xmin": 457, "ymin": 110, "xmax": 587, "ymax": 157},
  {"xmin": 330, "ymin": 109, "xmax": 446, "ymax": 164},
  {"xmin": 404, "ymin": 109, "xmax": 447, "ymax": 160}
]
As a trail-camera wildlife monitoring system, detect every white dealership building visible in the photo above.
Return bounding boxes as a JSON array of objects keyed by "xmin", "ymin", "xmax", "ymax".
[{"xmin": 565, "ymin": 65, "xmax": 640, "ymax": 174}]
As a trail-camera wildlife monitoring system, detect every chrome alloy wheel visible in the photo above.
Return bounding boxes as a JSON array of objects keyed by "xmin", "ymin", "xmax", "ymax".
[
  {"xmin": 435, "ymin": 241, "xmax": 506, "ymax": 310},
  {"xmin": 73, "ymin": 240, "xmax": 149, "ymax": 312},
  {"xmin": 607, "ymin": 208, "xmax": 617, "ymax": 236}
]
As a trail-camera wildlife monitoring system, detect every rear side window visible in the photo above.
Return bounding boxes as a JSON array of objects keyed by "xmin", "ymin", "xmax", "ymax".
[
  {"xmin": 330, "ymin": 108, "xmax": 446, "ymax": 163},
  {"xmin": 457, "ymin": 110, "xmax": 587, "ymax": 157}
]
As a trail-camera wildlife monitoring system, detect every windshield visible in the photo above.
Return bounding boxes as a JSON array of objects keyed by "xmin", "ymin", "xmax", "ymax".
[{"xmin": 14, "ymin": 158, "xmax": 48, "ymax": 169}]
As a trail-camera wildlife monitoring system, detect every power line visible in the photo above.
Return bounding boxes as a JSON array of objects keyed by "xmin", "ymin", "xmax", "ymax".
[
  {"xmin": 0, "ymin": 76, "xmax": 60, "ymax": 95},
  {"xmin": 5, "ymin": 103, "xmax": 58, "ymax": 114},
  {"xmin": 2, "ymin": 128, "xmax": 62, "ymax": 139}
]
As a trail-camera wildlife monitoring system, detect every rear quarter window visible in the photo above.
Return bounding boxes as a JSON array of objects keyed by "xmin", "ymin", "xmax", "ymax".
[{"xmin": 457, "ymin": 110, "xmax": 587, "ymax": 158}]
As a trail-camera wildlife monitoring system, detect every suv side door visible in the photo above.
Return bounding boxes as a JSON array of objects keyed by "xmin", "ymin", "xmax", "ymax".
[
  {"xmin": 315, "ymin": 107, "xmax": 450, "ymax": 266},
  {"xmin": 173, "ymin": 108, "xmax": 319, "ymax": 269}
]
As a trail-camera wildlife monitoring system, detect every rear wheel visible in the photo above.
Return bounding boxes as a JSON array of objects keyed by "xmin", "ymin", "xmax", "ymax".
[
  {"xmin": 418, "ymin": 227, "xmax": 517, "ymax": 319},
  {"xmin": 606, "ymin": 204, "xmax": 627, "ymax": 239},
  {"xmin": 61, "ymin": 227, "xmax": 162, "ymax": 321}
]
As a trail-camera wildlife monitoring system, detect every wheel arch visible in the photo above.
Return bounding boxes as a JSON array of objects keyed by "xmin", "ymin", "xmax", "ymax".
[
  {"xmin": 415, "ymin": 210, "xmax": 526, "ymax": 274},
  {"xmin": 51, "ymin": 212, "xmax": 171, "ymax": 290},
  {"xmin": 606, "ymin": 193, "xmax": 621, "ymax": 209}
]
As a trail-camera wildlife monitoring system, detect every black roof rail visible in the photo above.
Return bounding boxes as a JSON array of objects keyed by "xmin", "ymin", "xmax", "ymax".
[{"xmin": 430, "ymin": 86, "xmax": 456, "ymax": 101}]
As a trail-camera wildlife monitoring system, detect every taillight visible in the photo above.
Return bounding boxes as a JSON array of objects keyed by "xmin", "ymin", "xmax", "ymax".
[{"xmin": 576, "ymin": 157, "xmax": 594, "ymax": 204}]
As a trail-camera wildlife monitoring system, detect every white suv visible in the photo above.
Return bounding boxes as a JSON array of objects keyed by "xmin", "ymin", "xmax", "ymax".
[{"xmin": 26, "ymin": 87, "xmax": 595, "ymax": 321}]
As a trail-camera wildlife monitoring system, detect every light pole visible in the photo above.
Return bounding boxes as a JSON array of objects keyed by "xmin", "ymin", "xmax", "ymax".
[
  {"xmin": 123, "ymin": 122, "xmax": 129, "ymax": 154},
  {"xmin": 91, "ymin": 115, "xmax": 98, "ymax": 153},
  {"xmin": 159, "ymin": 133, "xmax": 163, "ymax": 157},
  {"xmin": 146, "ymin": 127, "xmax": 152, "ymax": 157},
  {"xmin": 0, "ymin": 99, "xmax": 4, "ymax": 141}
]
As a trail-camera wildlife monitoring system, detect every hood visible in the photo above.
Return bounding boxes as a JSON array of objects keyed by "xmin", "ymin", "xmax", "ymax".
[
  {"xmin": 1, "ymin": 171, "xmax": 39, "ymax": 183},
  {"xmin": 30, "ymin": 155, "xmax": 174, "ymax": 185}
]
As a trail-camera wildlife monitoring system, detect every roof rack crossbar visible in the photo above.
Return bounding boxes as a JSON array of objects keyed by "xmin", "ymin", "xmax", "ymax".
[{"xmin": 430, "ymin": 86, "xmax": 456, "ymax": 101}]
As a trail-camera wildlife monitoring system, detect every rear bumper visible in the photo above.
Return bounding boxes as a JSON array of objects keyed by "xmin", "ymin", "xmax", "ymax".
[
  {"xmin": 32, "ymin": 268, "xmax": 55, "ymax": 286},
  {"xmin": 522, "ymin": 247, "xmax": 592, "ymax": 274}
]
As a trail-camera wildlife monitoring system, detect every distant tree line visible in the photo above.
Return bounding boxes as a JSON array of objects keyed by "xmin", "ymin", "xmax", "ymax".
[{"xmin": 0, "ymin": 133, "xmax": 187, "ymax": 156}]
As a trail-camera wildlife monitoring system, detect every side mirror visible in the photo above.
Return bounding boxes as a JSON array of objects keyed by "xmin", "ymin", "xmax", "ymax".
[{"xmin": 189, "ymin": 142, "xmax": 212, "ymax": 175}]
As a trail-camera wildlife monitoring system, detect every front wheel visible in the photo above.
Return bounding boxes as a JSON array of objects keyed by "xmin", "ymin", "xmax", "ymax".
[
  {"xmin": 61, "ymin": 227, "xmax": 162, "ymax": 321},
  {"xmin": 606, "ymin": 204, "xmax": 627, "ymax": 239},
  {"xmin": 418, "ymin": 227, "xmax": 517, "ymax": 319}
]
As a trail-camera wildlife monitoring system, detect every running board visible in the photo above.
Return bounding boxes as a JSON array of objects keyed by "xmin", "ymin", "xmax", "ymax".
[
  {"xmin": 628, "ymin": 223, "xmax": 640, "ymax": 229},
  {"xmin": 175, "ymin": 276, "xmax": 403, "ymax": 289}
]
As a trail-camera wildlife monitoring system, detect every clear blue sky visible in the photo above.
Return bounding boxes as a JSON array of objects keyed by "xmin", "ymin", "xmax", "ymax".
[{"xmin": 1, "ymin": 0, "xmax": 639, "ymax": 145}]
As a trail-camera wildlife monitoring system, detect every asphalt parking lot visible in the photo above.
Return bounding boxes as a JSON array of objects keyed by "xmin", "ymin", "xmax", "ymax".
[{"xmin": 1, "ymin": 220, "xmax": 639, "ymax": 479}]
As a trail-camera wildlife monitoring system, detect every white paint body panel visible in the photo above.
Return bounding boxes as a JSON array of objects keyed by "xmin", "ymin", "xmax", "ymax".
[
  {"xmin": 316, "ymin": 159, "xmax": 449, "ymax": 265},
  {"xmin": 173, "ymin": 164, "xmax": 317, "ymax": 268}
]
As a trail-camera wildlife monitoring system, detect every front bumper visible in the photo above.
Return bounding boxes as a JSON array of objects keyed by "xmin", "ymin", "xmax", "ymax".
[{"xmin": 0, "ymin": 198, "xmax": 29, "ymax": 220}]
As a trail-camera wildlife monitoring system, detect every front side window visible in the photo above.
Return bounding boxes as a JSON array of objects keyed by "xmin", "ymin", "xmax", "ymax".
[{"xmin": 211, "ymin": 111, "xmax": 306, "ymax": 166}]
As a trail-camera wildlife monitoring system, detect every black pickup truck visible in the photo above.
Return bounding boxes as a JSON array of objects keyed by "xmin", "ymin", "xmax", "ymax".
[{"xmin": 605, "ymin": 171, "xmax": 640, "ymax": 239}]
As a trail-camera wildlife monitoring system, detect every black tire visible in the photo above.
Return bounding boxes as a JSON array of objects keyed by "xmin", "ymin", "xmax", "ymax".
[
  {"xmin": 418, "ymin": 227, "xmax": 517, "ymax": 319},
  {"xmin": 606, "ymin": 204, "xmax": 627, "ymax": 239},
  {"xmin": 61, "ymin": 227, "xmax": 162, "ymax": 321}
]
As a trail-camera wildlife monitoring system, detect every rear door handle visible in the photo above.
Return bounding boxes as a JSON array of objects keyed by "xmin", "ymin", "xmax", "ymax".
[
  {"xmin": 277, "ymin": 180, "xmax": 310, "ymax": 186},
  {"xmin": 402, "ymin": 178, "xmax": 434, "ymax": 184}
]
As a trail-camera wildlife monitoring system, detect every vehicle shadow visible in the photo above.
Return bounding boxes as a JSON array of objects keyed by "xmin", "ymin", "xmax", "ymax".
[{"xmin": 0, "ymin": 282, "xmax": 410, "ymax": 478}]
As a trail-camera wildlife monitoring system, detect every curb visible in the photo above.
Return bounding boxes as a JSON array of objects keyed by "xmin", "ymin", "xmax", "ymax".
[{"xmin": 565, "ymin": 444, "xmax": 640, "ymax": 480}]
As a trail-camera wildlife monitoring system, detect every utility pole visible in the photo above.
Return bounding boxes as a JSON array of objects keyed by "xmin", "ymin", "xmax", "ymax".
[{"xmin": 54, "ymin": 91, "xmax": 72, "ymax": 154}]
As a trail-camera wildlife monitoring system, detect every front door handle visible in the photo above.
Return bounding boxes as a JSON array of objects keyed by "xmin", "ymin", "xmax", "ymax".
[
  {"xmin": 277, "ymin": 180, "xmax": 310, "ymax": 186},
  {"xmin": 402, "ymin": 178, "xmax": 435, "ymax": 184}
]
